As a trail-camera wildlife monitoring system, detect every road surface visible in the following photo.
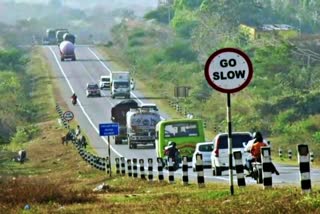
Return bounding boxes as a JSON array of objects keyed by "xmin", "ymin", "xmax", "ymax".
[{"xmin": 43, "ymin": 45, "xmax": 320, "ymax": 186}]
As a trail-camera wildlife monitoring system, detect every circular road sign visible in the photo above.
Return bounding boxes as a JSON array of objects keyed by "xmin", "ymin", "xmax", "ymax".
[
  {"xmin": 63, "ymin": 111, "xmax": 74, "ymax": 121},
  {"xmin": 204, "ymin": 48, "xmax": 253, "ymax": 93}
]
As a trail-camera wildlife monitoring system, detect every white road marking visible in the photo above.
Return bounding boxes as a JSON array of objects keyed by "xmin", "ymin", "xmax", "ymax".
[
  {"xmin": 48, "ymin": 46, "xmax": 123, "ymax": 157},
  {"xmin": 87, "ymin": 47, "xmax": 165, "ymax": 120}
]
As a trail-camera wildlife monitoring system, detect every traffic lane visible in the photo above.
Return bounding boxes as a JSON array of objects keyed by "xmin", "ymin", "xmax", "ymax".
[
  {"xmin": 43, "ymin": 46, "xmax": 107, "ymax": 157},
  {"xmin": 44, "ymin": 46, "xmax": 319, "ymax": 185},
  {"xmin": 87, "ymin": 47, "xmax": 171, "ymax": 120},
  {"xmin": 50, "ymin": 46, "xmax": 113, "ymax": 126},
  {"xmin": 44, "ymin": 46, "xmax": 113, "ymax": 157},
  {"xmin": 45, "ymin": 46, "xmax": 157, "ymax": 160}
]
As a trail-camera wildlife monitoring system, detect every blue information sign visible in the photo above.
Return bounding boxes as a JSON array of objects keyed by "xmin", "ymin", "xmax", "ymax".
[{"xmin": 99, "ymin": 123, "xmax": 119, "ymax": 136}]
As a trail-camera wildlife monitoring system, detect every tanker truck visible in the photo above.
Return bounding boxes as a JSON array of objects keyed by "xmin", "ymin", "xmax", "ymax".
[
  {"xmin": 111, "ymin": 99, "xmax": 139, "ymax": 144},
  {"xmin": 63, "ymin": 33, "xmax": 76, "ymax": 44},
  {"xmin": 59, "ymin": 41, "xmax": 76, "ymax": 61},
  {"xmin": 126, "ymin": 108, "xmax": 161, "ymax": 149}
]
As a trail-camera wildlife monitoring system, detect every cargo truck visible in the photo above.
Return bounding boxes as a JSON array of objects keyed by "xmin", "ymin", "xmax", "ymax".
[
  {"xmin": 59, "ymin": 41, "xmax": 76, "ymax": 61},
  {"xmin": 111, "ymin": 99, "xmax": 139, "ymax": 144},
  {"xmin": 46, "ymin": 28, "xmax": 57, "ymax": 45},
  {"xmin": 63, "ymin": 33, "xmax": 76, "ymax": 44},
  {"xmin": 56, "ymin": 29, "xmax": 69, "ymax": 44},
  {"xmin": 110, "ymin": 71, "xmax": 131, "ymax": 99},
  {"xmin": 126, "ymin": 108, "xmax": 161, "ymax": 149}
]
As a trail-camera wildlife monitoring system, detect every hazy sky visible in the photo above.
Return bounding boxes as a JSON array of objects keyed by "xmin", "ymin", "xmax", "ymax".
[{"xmin": 9, "ymin": 0, "xmax": 158, "ymax": 9}]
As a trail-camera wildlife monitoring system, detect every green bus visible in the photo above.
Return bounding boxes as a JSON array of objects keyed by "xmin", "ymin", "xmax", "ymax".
[{"xmin": 155, "ymin": 118, "xmax": 206, "ymax": 160}]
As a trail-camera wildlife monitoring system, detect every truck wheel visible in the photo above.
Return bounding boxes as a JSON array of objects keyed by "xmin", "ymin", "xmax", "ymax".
[
  {"xmin": 61, "ymin": 57, "xmax": 64, "ymax": 61},
  {"xmin": 112, "ymin": 95, "xmax": 115, "ymax": 99},
  {"xmin": 72, "ymin": 57, "xmax": 76, "ymax": 61}
]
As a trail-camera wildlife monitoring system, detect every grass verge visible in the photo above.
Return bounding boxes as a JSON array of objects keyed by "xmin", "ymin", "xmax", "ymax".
[{"xmin": 1, "ymin": 46, "xmax": 320, "ymax": 213}]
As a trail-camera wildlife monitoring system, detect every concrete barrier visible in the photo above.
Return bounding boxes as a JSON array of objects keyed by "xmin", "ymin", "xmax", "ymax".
[
  {"xmin": 168, "ymin": 158, "xmax": 174, "ymax": 184},
  {"xmin": 139, "ymin": 159, "xmax": 146, "ymax": 180},
  {"xmin": 182, "ymin": 156, "xmax": 188, "ymax": 186},
  {"xmin": 127, "ymin": 159, "xmax": 132, "ymax": 177},
  {"xmin": 297, "ymin": 144, "xmax": 311, "ymax": 193},
  {"xmin": 261, "ymin": 147, "xmax": 272, "ymax": 189},
  {"xmin": 196, "ymin": 154, "xmax": 205, "ymax": 188},
  {"xmin": 115, "ymin": 158, "xmax": 120, "ymax": 174},
  {"xmin": 233, "ymin": 151, "xmax": 245, "ymax": 187},
  {"xmin": 148, "ymin": 158, "xmax": 153, "ymax": 181},
  {"xmin": 157, "ymin": 158, "xmax": 164, "ymax": 182},
  {"xmin": 120, "ymin": 157, "xmax": 126, "ymax": 175},
  {"xmin": 133, "ymin": 158, "xmax": 138, "ymax": 178}
]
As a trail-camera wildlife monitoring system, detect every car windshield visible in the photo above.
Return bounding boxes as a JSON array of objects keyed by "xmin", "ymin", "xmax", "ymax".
[
  {"xmin": 114, "ymin": 82, "xmax": 129, "ymax": 88},
  {"xmin": 88, "ymin": 84, "xmax": 98, "ymax": 89},
  {"xmin": 199, "ymin": 144, "xmax": 213, "ymax": 152},
  {"xmin": 216, "ymin": 134, "xmax": 252, "ymax": 149}
]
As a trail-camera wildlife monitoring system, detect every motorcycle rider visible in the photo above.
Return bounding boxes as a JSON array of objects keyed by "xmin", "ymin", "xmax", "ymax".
[
  {"xmin": 71, "ymin": 93, "xmax": 77, "ymax": 105},
  {"xmin": 164, "ymin": 141, "xmax": 180, "ymax": 169},
  {"xmin": 245, "ymin": 132, "xmax": 280, "ymax": 176},
  {"xmin": 245, "ymin": 132, "xmax": 267, "ymax": 175}
]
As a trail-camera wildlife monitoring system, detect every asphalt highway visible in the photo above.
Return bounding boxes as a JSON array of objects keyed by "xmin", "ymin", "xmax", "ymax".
[{"xmin": 43, "ymin": 45, "xmax": 320, "ymax": 187}]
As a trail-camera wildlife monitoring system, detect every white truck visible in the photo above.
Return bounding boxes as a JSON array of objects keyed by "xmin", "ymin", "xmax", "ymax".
[
  {"xmin": 126, "ymin": 108, "xmax": 161, "ymax": 149},
  {"xmin": 99, "ymin": 75, "xmax": 111, "ymax": 89},
  {"xmin": 111, "ymin": 71, "xmax": 131, "ymax": 99}
]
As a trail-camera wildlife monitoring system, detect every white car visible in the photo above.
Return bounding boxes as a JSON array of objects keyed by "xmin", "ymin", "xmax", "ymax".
[
  {"xmin": 211, "ymin": 132, "xmax": 253, "ymax": 176},
  {"xmin": 140, "ymin": 103, "xmax": 158, "ymax": 111},
  {"xmin": 99, "ymin": 75, "xmax": 111, "ymax": 89},
  {"xmin": 192, "ymin": 142, "xmax": 213, "ymax": 172}
]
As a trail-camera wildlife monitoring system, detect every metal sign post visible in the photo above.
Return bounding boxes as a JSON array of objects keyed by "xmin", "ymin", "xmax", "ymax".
[
  {"xmin": 204, "ymin": 48, "xmax": 253, "ymax": 195},
  {"xmin": 99, "ymin": 123, "xmax": 119, "ymax": 177}
]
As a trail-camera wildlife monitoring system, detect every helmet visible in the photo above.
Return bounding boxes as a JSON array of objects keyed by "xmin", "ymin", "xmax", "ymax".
[
  {"xmin": 253, "ymin": 131, "xmax": 262, "ymax": 139},
  {"xmin": 168, "ymin": 141, "xmax": 176, "ymax": 147}
]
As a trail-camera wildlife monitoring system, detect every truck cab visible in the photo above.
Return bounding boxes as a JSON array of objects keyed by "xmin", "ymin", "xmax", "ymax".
[
  {"xmin": 99, "ymin": 75, "xmax": 111, "ymax": 89},
  {"xmin": 110, "ymin": 71, "xmax": 131, "ymax": 99}
]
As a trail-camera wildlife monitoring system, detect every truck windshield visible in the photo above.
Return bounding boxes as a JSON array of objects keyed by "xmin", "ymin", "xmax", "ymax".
[
  {"xmin": 114, "ymin": 82, "xmax": 129, "ymax": 88},
  {"xmin": 102, "ymin": 78, "xmax": 110, "ymax": 82}
]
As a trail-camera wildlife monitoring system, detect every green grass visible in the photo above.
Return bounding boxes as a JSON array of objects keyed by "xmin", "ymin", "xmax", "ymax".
[{"xmin": 2, "ymin": 46, "xmax": 320, "ymax": 213}]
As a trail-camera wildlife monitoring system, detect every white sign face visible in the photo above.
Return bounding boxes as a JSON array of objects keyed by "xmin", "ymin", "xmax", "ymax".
[
  {"xmin": 63, "ymin": 111, "xmax": 74, "ymax": 121},
  {"xmin": 204, "ymin": 48, "xmax": 253, "ymax": 93}
]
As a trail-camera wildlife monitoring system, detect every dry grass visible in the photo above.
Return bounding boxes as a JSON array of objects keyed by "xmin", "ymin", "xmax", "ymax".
[{"xmin": 1, "ymin": 46, "xmax": 320, "ymax": 213}]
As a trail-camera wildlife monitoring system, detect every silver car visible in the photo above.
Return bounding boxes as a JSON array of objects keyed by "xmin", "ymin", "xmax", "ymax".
[
  {"xmin": 192, "ymin": 142, "xmax": 214, "ymax": 172},
  {"xmin": 86, "ymin": 83, "xmax": 101, "ymax": 97}
]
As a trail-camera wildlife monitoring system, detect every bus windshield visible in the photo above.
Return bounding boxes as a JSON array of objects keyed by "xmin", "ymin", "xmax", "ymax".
[{"xmin": 164, "ymin": 122, "xmax": 199, "ymax": 138}]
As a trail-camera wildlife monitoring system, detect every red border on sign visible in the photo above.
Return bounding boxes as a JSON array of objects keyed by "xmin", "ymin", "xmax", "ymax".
[
  {"xmin": 204, "ymin": 48, "xmax": 253, "ymax": 93},
  {"xmin": 63, "ymin": 111, "xmax": 74, "ymax": 121}
]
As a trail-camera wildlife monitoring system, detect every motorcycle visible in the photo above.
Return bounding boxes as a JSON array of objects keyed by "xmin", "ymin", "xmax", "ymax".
[
  {"xmin": 163, "ymin": 146, "xmax": 181, "ymax": 171},
  {"xmin": 252, "ymin": 161, "xmax": 263, "ymax": 184},
  {"xmin": 71, "ymin": 97, "xmax": 77, "ymax": 105}
]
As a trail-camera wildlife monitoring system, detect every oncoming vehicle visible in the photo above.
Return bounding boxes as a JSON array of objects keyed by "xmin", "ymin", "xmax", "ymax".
[
  {"xmin": 192, "ymin": 142, "xmax": 213, "ymax": 172},
  {"xmin": 86, "ymin": 83, "xmax": 101, "ymax": 97},
  {"xmin": 155, "ymin": 119, "xmax": 205, "ymax": 161},
  {"xmin": 211, "ymin": 132, "xmax": 253, "ymax": 176},
  {"xmin": 99, "ymin": 75, "xmax": 111, "ymax": 89}
]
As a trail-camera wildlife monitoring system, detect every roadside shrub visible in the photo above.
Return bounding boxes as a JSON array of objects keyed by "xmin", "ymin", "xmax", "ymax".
[{"xmin": 10, "ymin": 125, "xmax": 40, "ymax": 145}]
